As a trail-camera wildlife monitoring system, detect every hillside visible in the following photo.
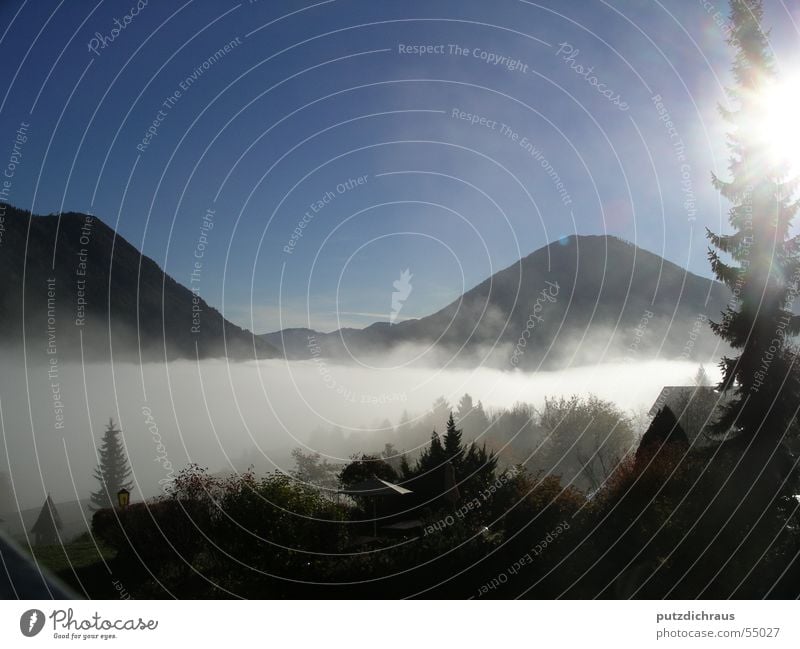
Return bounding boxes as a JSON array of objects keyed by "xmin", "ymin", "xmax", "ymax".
[
  {"xmin": 263, "ymin": 235, "xmax": 730, "ymax": 369},
  {"xmin": 0, "ymin": 204, "xmax": 277, "ymax": 362}
]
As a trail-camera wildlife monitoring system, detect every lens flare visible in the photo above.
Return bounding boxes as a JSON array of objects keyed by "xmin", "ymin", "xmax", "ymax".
[{"xmin": 754, "ymin": 74, "xmax": 800, "ymax": 176}]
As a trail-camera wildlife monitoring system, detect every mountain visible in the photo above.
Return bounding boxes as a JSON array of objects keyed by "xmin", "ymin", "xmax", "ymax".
[
  {"xmin": 0, "ymin": 204, "xmax": 277, "ymax": 362},
  {"xmin": 262, "ymin": 235, "xmax": 731, "ymax": 369}
]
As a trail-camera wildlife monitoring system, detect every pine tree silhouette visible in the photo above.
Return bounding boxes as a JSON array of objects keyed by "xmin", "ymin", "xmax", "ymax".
[
  {"xmin": 442, "ymin": 413, "xmax": 463, "ymax": 465},
  {"xmin": 90, "ymin": 418, "xmax": 132, "ymax": 510},
  {"xmin": 706, "ymin": 0, "xmax": 800, "ymax": 445},
  {"xmin": 416, "ymin": 430, "xmax": 445, "ymax": 473}
]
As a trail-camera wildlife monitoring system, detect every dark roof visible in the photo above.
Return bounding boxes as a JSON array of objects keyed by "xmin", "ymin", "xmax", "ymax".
[
  {"xmin": 30, "ymin": 495, "xmax": 62, "ymax": 535},
  {"xmin": 338, "ymin": 477, "xmax": 412, "ymax": 496},
  {"xmin": 648, "ymin": 385, "xmax": 735, "ymax": 448},
  {"xmin": 648, "ymin": 386, "xmax": 719, "ymax": 417}
]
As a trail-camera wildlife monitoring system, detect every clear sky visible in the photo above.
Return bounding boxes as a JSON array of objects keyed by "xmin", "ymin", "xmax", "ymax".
[{"xmin": 1, "ymin": 0, "xmax": 798, "ymax": 333}]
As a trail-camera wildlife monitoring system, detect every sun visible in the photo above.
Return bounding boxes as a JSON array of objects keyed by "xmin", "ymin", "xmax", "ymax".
[{"xmin": 754, "ymin": 74, "xmax": 800, "ymax": 177}]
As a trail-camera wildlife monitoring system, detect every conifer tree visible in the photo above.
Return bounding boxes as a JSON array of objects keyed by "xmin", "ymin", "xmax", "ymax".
[
  {"xmin": 90, "ymin": 418, "xmax": 133, "ymax": 510},
  {"xmin": 442, "ymin": 413, "xmax": 463, "ymax": 465},
  {"xmin": 456, "ymin": 393, "xmax": 489, "ymax": 438},
  {"xmin": 399, "ymin": 454, "xmax": 411, "ymax": 479},
  {"xmin": 707, "ymin": 0, "xmax": 800, "ymax": 445},
  {"xmin": 415, "ymin": 430, "xmax": 445, "ymax": 473}
]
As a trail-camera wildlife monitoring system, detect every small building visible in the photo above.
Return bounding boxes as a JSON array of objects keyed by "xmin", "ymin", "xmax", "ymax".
[
  {"xmin": 338, "ymin": 477, "xmax": 412, "ymax": 538},
  {"xmin": 648, "ymin": 386, "xmax": 732, "ymax": 449},
  {"xmin": 30, "ymin": 495, "xmax": 62, "ymax": 546}
]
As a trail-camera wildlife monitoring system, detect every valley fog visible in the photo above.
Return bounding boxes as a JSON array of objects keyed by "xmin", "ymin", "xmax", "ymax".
[{"xmin": 0, "ymin": 352, "xmax": 715, "ymax": 511}]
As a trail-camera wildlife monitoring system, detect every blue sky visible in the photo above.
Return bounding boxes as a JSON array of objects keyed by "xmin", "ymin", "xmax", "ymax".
[{"xmin": 1, "ymin": 0, "xmax": 798, "ymax": 332}]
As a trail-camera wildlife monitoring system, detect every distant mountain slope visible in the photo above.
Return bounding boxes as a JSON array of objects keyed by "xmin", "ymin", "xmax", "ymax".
[
  {"xmin": 263, "ymin": 235, "xmax": 731, "ymax": 369},
  {"xmin": 0, "ymin": 204, "xmax": 277, "ymax": 362}
]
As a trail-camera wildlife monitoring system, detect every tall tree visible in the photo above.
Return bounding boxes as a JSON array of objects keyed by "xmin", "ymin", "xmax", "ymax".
[
  {"xmin": 430, "ymin": 397, "xmax": 451, "ymax": 429},
  {"xmin": 291, "ymin": 448, "xmax": 339, "ymax": 489},
  {"xmin": 456, "ymin": 393, "xmax": 489, "ymax": 438},
  {"xmin": 442, "ymin": 413, "xmax": 463, "ymax": 465},
  {"xmin": 692, "ymin": 365, "xmax": 712, "ymax": 387},
  {"xmin": 90, "ymin": 419, "xmax": 132, "ymax": 510},
  {"xmin": 707, "ymin": 0, "xmax": 800, "ymax": 444},
  {"xmin": 416, "ymin": 430, "xmax": 445, "ymax": 473}
]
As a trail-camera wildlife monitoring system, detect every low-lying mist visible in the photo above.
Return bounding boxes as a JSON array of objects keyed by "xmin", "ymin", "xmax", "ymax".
[{"xmin": 0, "ymin": 350, "xmax": 716, "ymax": 512}]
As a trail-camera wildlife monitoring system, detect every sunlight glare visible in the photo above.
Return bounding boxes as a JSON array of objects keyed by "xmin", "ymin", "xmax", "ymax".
[{"xmin": 756, "ymin": 74, "xmax": 800, "ymax": 176}]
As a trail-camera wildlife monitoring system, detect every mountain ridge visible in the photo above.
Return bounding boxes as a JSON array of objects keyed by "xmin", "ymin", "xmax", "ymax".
[
  {"xmin": 262, "ymin": 234, "xmax": 730, "ymax": 369},
  {"xmin": 0, "ymin": 204, "xmax": 278, "ymax": 362}
]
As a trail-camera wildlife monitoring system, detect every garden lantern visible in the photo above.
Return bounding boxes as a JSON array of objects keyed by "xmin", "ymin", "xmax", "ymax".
[{"xmin": 117, "ymin": 488, "xmax": 130, "ymax": 509}]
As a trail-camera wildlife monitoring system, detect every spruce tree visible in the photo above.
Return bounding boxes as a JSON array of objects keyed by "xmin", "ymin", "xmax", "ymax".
[
  {"xmin": 707, "ymin": 0, "xmax": 800, "ymax": 446},
  {"xmin": 415, "ymin": 430, "xmax": 445, "ymax": 473},
  {"xmin": 90, "ymin": 418, "xmax": 133, "ymax": 510},
  {"xmin": 442, "ymin": 412, "xmax": 463, "ymax": 464},
  {"xmin": 456, "ymin": 393, "xmax": 489, "ymax": 438}
]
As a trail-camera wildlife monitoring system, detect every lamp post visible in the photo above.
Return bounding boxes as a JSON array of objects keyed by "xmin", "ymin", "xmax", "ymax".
[{"xmin": 117, "ymin": 488, "xmax": 130, "ymax": 510}]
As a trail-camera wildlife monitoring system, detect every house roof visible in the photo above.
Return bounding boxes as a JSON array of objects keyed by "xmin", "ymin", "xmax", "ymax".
[
  {"xmin": 30, "ymin": 494, "xmax": 62, "ymax": 534},
  {"xmin": 648, "ymin": 386, "xmax": 720, "ymax": 417},
  {"xmin": 648, "ymin": 385, "xmax": 734, "ymax": 448},
  {"xmin": 338, "ymin": 477, "xmax": 412, "ymax": 496}
]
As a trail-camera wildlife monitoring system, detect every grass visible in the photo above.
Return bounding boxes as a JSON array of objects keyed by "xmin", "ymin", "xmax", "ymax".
[{"xmin": 26, "ymin": 534, "xmax": 119, "ymax": 598}]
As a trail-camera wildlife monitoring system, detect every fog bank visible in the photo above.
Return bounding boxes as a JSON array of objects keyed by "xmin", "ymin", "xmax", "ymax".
[{"xmin": 0, "ymin": 353, "xmax": 714, "ymax": 511}]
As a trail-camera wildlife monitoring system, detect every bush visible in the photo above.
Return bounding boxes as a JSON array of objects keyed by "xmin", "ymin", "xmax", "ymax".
[{"xmin": 93, "ymin": 465, "xmax": 348, "ymax": 597}]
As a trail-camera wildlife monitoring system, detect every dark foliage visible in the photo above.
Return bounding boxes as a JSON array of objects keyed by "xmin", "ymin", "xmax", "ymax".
[{"xmin": 705, "ymin": 0, "xmax": 800, "ymax": 447}]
